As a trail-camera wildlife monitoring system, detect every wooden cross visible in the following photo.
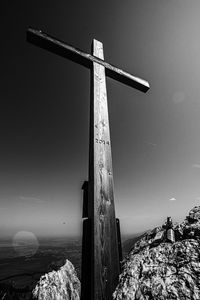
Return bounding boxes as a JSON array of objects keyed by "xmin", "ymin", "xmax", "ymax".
[{"xmin": 27, "ymin": 28, "xmax": 150, "ymax": 300}]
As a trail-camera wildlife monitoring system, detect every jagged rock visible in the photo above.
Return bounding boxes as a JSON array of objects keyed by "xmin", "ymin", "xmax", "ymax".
[
  {"xmin": 32, "ymin": 259, "xmax": 80, "ymax": 300},
  {"xmin": 114, "ymin": 207, "xmax": 200, "ymax": 300},
  {"xmin": 187, "ymin": 206, "xmax": 200, "ymax": 223}
]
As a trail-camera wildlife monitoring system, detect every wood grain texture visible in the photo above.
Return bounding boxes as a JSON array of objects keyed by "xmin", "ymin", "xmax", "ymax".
[
  {"xmin": 88, "ymin": 39, "xmax": 120, "ymax": 300},
  {"xmin": 27, "ymin": 28, "xmax": 150, "ymax": 92}
]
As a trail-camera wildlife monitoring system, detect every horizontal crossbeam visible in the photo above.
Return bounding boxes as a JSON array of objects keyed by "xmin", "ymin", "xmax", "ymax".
[{"xmin": 27, "ymin": 27, "xmax": 150, "ymax": 92}]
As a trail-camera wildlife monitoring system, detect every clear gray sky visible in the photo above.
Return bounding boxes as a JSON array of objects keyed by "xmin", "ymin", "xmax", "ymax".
[{"xmin": 0, "ymin": 0, "xmax": 200, "ymax": 238}]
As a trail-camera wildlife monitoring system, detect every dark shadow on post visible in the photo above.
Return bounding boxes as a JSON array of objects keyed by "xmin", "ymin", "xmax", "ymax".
[
  {"xmin": 81, "ymin": 181, "xmax": 92, "ymax": 300},
  {"xmin": 81, "ymin": 218, "xmax": 92, "ymax": 300},
  {"xmin": 116, "ymin": 218, "xmax": 123, "ymax": 273}
]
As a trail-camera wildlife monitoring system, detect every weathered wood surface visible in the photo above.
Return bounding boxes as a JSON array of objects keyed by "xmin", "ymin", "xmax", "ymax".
[
  {"xmin": 27, "ymin": 28, "xmax": 150, "ymax": 92},
  {"xmin": 88, "ymin": 39, "xmax": 120, "ymax": 300}
]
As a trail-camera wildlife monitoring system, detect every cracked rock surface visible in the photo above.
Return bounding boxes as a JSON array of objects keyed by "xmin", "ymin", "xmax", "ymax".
[
  {"xmin": 32, "ymin": 259, "xmax": 80, "ymax": 300},
  {"xmin": 113, "ymin": 206, "xmax": 200, "ymax": 300}
]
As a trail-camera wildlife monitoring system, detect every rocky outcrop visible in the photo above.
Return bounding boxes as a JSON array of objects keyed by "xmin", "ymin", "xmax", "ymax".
[
  {"xmin": 32, "ymin": 259, "xmax": 80, "ymax": 300},
  {"xmin": 113, "ymin": 206, "xmax": 200, "ymax": 300}
]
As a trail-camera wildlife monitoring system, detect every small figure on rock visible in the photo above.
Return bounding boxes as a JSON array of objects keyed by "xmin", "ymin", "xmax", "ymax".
[{"xmin": 166, "ymin": 216, "xmax": 175, "ymax": 243}]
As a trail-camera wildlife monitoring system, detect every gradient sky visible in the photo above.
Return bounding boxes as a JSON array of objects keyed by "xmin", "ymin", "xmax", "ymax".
[{"xmin": 1, "ymin": 0, "xmax": 200, "ymax": 238}]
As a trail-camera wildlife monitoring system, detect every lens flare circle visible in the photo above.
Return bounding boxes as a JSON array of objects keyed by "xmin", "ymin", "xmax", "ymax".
[{"xmin": 12, "ymin": 231, "xmax": 39, "ymax": 257}]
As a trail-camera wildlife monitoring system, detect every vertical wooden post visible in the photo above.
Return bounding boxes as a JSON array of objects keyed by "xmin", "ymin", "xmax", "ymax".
[{"xmin": 87, "ymin": 39, "xmax": 120, "ymax": 300}]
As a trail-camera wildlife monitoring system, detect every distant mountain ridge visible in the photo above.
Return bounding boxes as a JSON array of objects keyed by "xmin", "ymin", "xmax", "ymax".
[{"xmin": 113, "ymin": 206, "xmax": 200, "ymax": 300}]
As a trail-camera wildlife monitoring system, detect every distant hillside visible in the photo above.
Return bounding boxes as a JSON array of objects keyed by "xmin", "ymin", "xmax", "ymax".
[{"xmin": 114, "ymin": 206, "xmax": 200, "ymax": 300}]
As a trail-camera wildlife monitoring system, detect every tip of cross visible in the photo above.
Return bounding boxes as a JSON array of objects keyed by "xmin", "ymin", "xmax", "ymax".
[
  {"xmin": 92, "ymin": 38, "xmax": 102, "ymax": 44},
  {"xmin": 141, "ymin": 80, "xmax": 150, "ymax": 93}
]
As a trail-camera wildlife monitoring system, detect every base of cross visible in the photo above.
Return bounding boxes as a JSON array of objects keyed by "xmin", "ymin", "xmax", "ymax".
[{"xmin": 81, "ymin": 181, "xmax": 122, "ymax": 300}]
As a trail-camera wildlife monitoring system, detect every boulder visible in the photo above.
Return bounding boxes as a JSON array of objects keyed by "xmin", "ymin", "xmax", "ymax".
[
  {"xmin": 114, "ymin": 207, "xmax": 200, "ymax": 300},
  {"xmin": 32, "ymin": 259, "xmax": 80, "ymax": 300},
  {"xmin": 187, "ymin": 206, "xmax": 200, "ymax": 223}
]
